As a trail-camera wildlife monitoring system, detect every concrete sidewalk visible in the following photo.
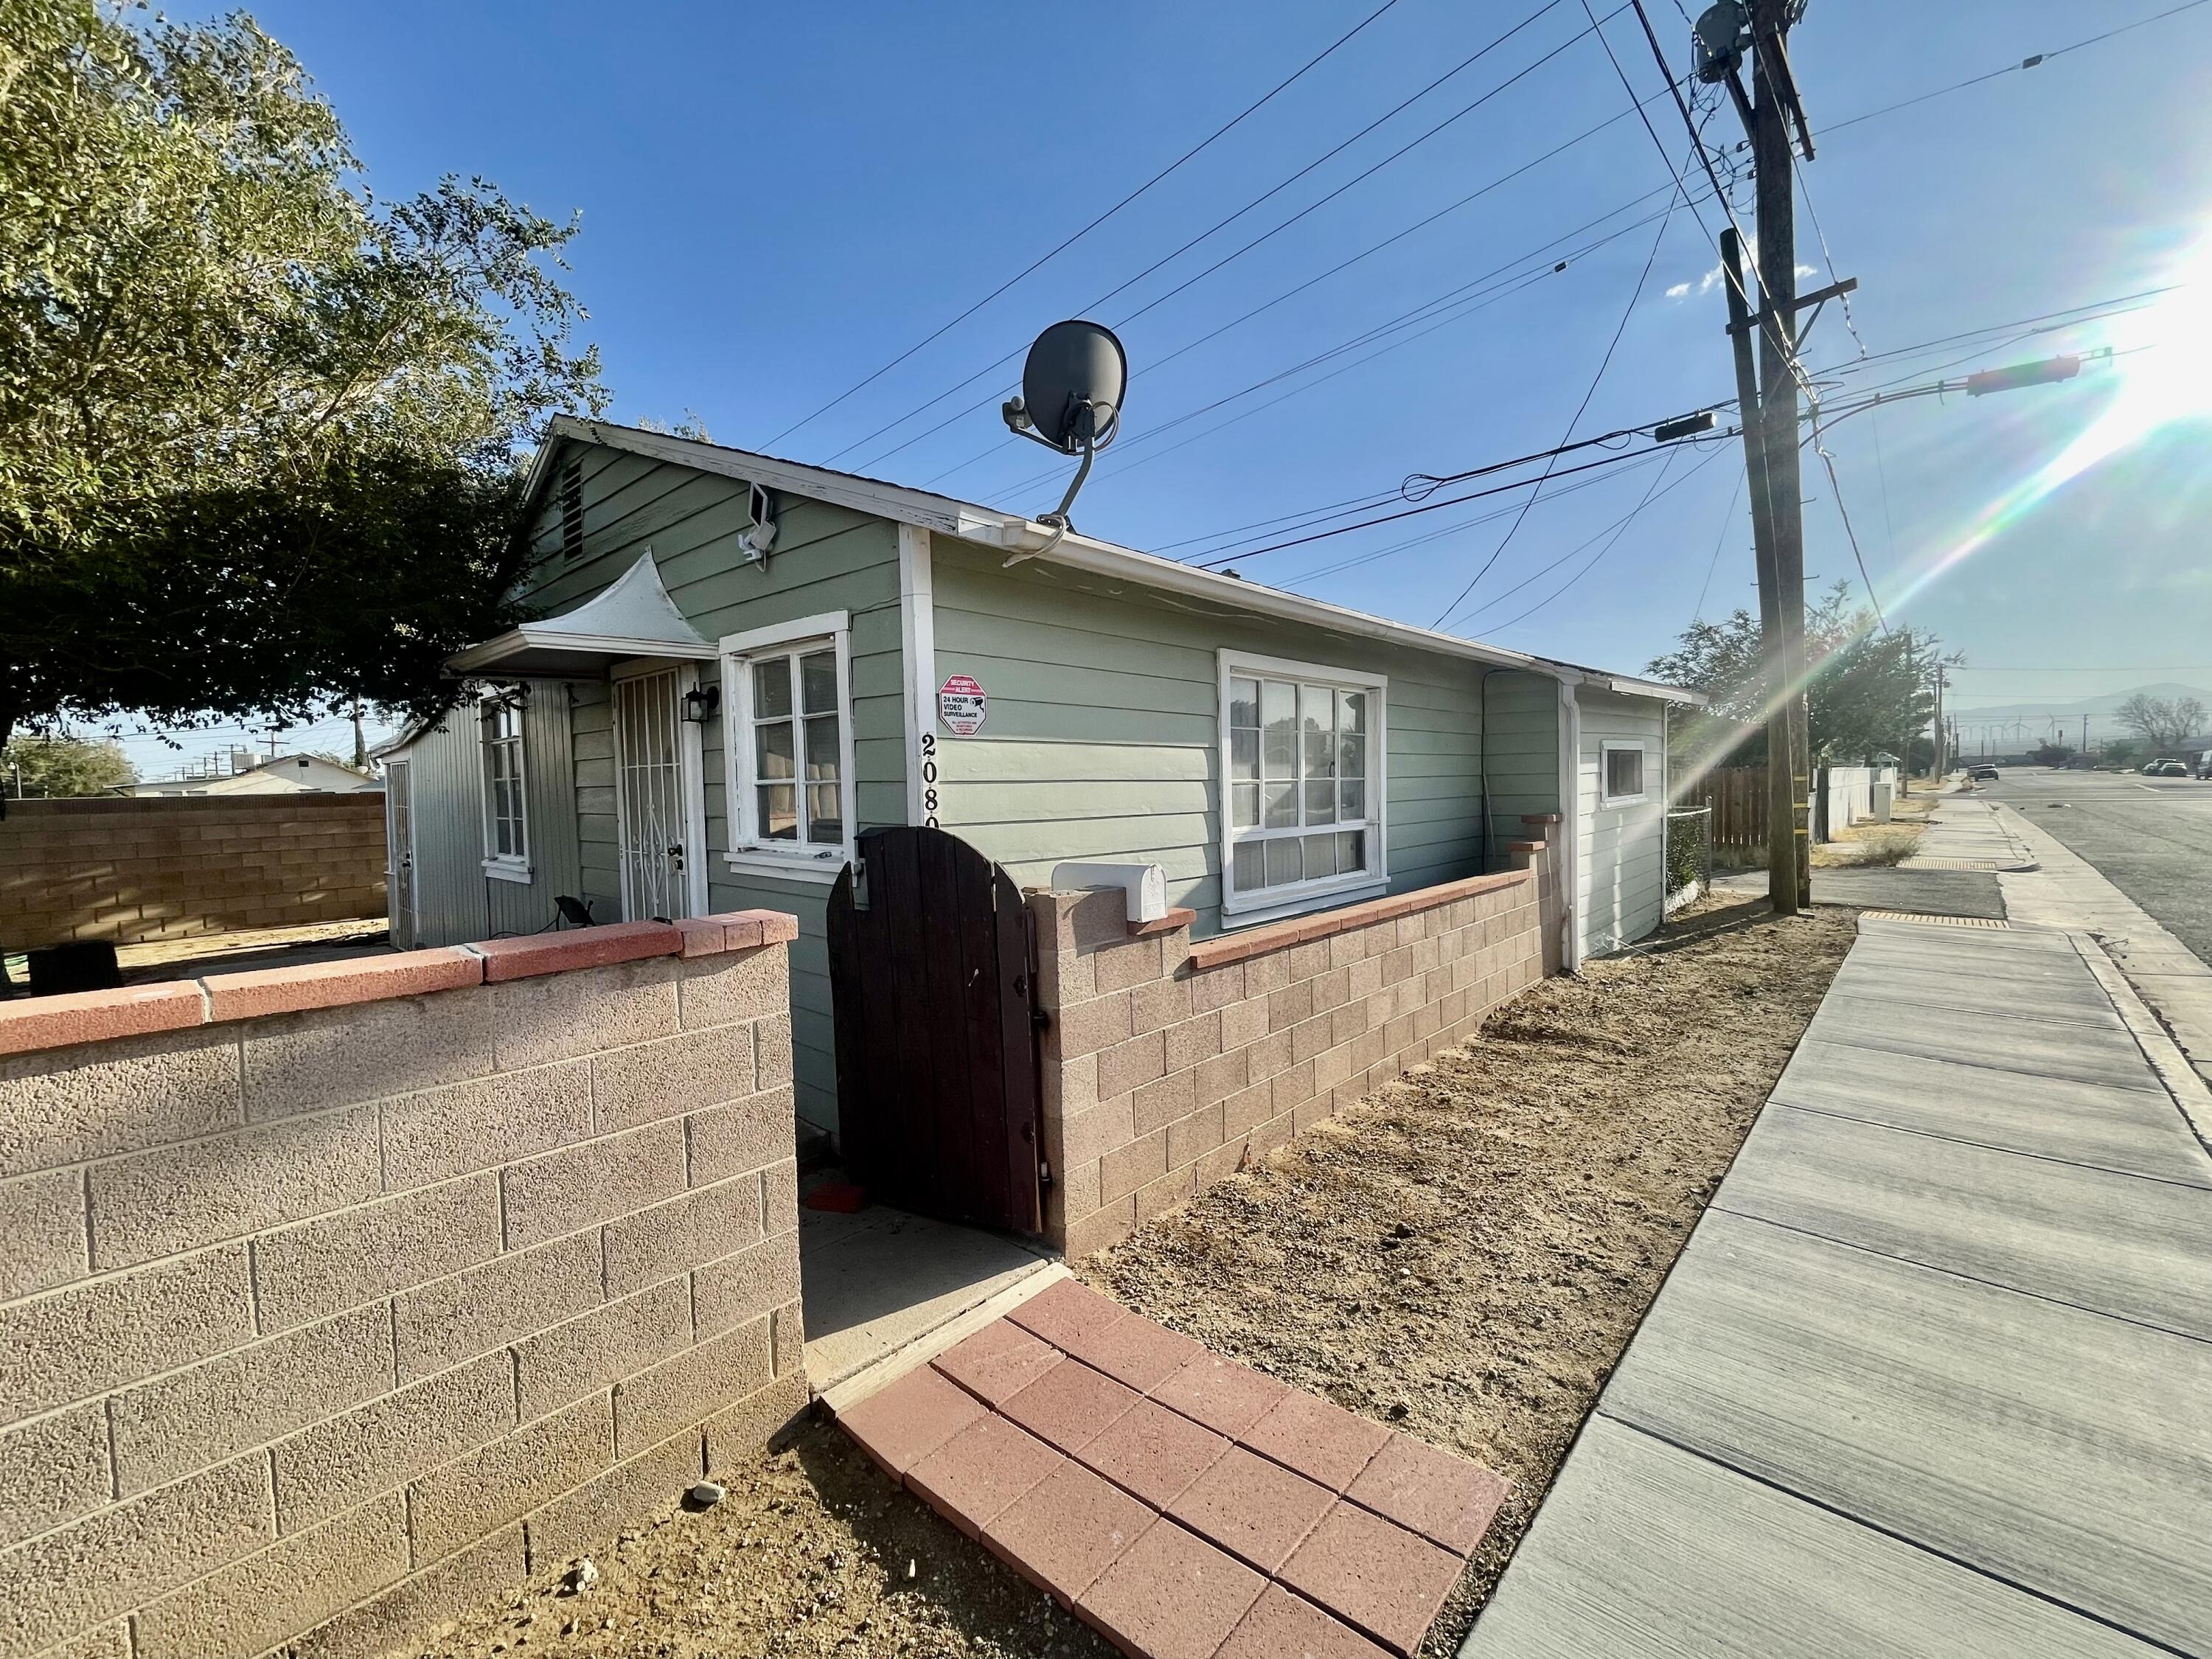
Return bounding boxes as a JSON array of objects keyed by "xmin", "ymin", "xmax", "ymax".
[{"xmin": 1462, "ymin": 913, "xmax": 2212, "ymax": 1658}]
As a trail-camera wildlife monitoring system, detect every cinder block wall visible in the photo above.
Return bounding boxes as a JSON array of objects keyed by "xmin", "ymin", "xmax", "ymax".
[
  {"xmin": 0, "ymin": 794, "xmax": 388, "ymax": 950},
  {"xmin": 0, "ymin": 911, "xmax": 803, "ymax": 1659},
  {"xmin": 1032, "ymin": 843, "xmax": 1554, "ymax": 1258}
]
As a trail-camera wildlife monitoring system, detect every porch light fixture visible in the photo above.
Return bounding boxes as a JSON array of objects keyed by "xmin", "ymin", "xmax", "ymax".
[{"xmin": 681, "ymin": 681, "xmax": 720, "ymax": 724}]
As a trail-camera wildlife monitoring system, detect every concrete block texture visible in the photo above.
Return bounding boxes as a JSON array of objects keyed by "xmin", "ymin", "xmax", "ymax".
[
  {"xmin": 488, "ymin": 958, "xmax": 679, "ymax": 1070},
  {"xmin": 591, "ymin": 1022, "xmax": 754, "ymax": 1134},
  {"xmin": 406, "ymin": 1393, "xmax": 614, "ymax": 1565},
  {"xmin": 0, "ymin": 1452, "xmax": 272, "ymax": 1659},
  {"xmin": 0, "ymin": 1402, "xmax": 111, "ymax": 1548},
  {"xmin": 380, "ymin": 1059, "xmax": 592, "ymax": 1190},
  {"xmin": 0, "ymin": 1167, "xmax": 88, "ymax": 1300},
  {"xmin": 677, "ymin": 945, "xmax": 787, "ymax": 1031},
  {"xmin": 240, "ymin": 990, "xmax": 493, "ymax": 1121},
  {"xmin": 0, "ymin": 1245, "xmax": 254, "ymax": 1426},
  {"xmin": 285, "ymin": 1524, "xmax": 524, "ymax": 1659},
  {"xmin": 271, "ymin": 1354, "xmax": 514, "ymax": 1535},
  {"xmin": 132, "ymin": 1492, "xmax": 410, "ymax": 1659},
  {"xmin": 87, "ymin": 1102, "xmax": 381, "ymax": 1270},
  {"xmin": 392, "ymin": 1231, "xmax": 602, "ymax": 1383},
  {"xmin": 252, "ymin": 1175, "xmax": 502, "ymax": 1334},
  {"xmin": 109, "ymin": 1302, "xmax": 394, "ymax": 1496},
  {"xmin": 0, "ymin": 1026, "xmax": 240, "ymax": 1178},
  {"xmin": 500, "ymin": 1119, "xmax": 686, "ymax": 1250},
  {"xmin": 0, "ymin": 905, "xmax": 804, "ymax": 1659}
]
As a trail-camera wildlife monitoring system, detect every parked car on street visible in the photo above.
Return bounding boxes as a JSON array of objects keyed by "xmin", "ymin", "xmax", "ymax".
[
  {"xmin": 1970, "ymin": 764, "xmax": 2000, "ymax": 782},
  {"xmin": 2143, "ymin": 759, "xmax": 2188, "ymax": 776}
]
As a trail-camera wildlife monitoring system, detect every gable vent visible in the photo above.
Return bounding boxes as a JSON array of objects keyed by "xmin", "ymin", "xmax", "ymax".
[{"xmin": 558, "ymin": 459, "xmax": 585, "ymax": 561}]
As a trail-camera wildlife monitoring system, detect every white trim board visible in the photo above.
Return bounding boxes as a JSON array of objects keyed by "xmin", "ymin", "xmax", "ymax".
[
  {"xmin": 718, "ymin": 611, "xmax": 857, "ymax": 880},
  {"xmin": 898, "ymin": 525, "xmax": 941, "ymax": 830}
]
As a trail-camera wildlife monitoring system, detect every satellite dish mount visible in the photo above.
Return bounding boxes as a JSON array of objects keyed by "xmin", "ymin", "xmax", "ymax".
[{"xmin": 1001, "ymin": 320, "xmax": 1127, "ymax": 558}]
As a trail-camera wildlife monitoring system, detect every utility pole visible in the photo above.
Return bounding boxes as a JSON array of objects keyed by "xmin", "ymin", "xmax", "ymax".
[
  {"xmin": 2081, "ymin": 713, "xmax": 2089, "ymax": 755},
  {"xmin": 352, "ymin": 697, "xmax": 367, "ymax": 770},
  {"xmin": 1932, "ymin": 663, "xmax": 1948, "ymax": 779},
  {"xmin": 1750, "ymin": 0, "xmax": 1812, "ymax": 908},
  {"xmin": 1718, "ymin": 227, "xmax": 1797, "ymax": 912},
  {"xmin": 1897, "ymin": 627, "xmax": 1912, "ymax": 795}
]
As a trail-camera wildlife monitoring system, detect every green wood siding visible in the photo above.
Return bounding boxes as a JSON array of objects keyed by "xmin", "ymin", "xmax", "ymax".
[
  {"xmin": 928, "ymin": 537, "xmax": 1507, "ymax": 936},
  {"xmin": 1481, "ymin": 670, "xmax": 1563, "ymax": 848},
  {"xmin": 512, "ymin": 444, "xmax": 908, "ymax": 1135}
]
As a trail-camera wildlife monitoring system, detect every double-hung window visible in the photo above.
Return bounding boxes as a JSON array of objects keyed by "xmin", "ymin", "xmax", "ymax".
[
  {"xmin": 1220, "ymin": 652, "xmax": 1386, "ymax": 920},
  {"xmin": 722, "ymin": 611, "xmax": 855, "ymax": 877},
  {"xmin": 479, "ymin": 692, "xmax": 530, "ymax": 882}
]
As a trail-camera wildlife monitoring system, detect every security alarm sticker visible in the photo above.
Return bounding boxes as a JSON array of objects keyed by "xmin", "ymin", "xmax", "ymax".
[{"xmin": 937, "ymin": 674, "xmax": 987, "ymax": 737}]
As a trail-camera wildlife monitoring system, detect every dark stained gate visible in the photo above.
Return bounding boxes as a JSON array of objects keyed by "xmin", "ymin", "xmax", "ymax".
[{"xmin": 825, "ymin": 826, "xmax": 1043, "ymax": 1234}]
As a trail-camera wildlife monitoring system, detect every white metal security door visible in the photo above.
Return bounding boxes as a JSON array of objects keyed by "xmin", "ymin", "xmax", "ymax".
[{"xmin": 612, "ymin": 667, "xmax": 696, "ymax": 919}]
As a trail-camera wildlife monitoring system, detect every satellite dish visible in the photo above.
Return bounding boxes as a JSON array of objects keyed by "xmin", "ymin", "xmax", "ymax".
[{"xmin": 1001, "ymin": 320, "xmax": 1128, "ymax": 540}]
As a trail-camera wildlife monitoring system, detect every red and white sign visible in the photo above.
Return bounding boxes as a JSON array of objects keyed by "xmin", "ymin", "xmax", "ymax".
[{"xmin": 937, "ymin": 673, "xmax": 988, "ymax": 737}]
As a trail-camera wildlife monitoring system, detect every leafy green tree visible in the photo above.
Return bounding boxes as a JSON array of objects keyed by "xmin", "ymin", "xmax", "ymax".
[
  {"xmin": 1, "ymin": 733, "xmax": 134, "ymax": 796},
  {"xmin": 1648, "ymin": 582, "xmax": 1943, "ymax": 772},
  {"xmin": 0, "ymin": 0, "xmax": 605, "ymax": 759},
  {"xmin": 2031, "ymin": 740, "xmax": 2075, "ymax": 768}
]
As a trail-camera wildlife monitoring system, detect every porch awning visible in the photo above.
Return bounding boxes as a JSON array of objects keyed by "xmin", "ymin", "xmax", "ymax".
[{"xmin": 447, "ymin": 554, "xmax": 715, "ymax": 678}]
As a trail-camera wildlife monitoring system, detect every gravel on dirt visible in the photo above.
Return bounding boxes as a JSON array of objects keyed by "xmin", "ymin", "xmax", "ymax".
[
  {"xmin": 1078, "ymin": 900, "xmax": 1857, "ymax": 1656},
  {"xmin": 400, "ymin": 900, "xmax": 1853, "ymax": 1659}
]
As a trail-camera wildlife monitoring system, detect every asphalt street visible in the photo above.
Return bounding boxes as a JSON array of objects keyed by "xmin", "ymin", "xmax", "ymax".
[{"xmin": 1972, "ymin": 768, "xmax": 2212, "ymax": 964}]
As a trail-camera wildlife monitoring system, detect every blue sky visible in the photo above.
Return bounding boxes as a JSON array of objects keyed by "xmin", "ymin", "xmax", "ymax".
[{"xmin": 133, "ymin": 0, "xmax": 2212, "ymax": 771}]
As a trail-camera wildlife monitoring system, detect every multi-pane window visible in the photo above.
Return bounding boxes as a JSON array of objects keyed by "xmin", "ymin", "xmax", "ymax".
[
  {"xmin": 1602, "ymin": 742, "xmax": 1646, "ymax": 805},
  {"xmin": 748, "ymin": 645, "xmax": 844, "ymax": 847},
  {"xmin": 480, "ymin": 697, "xmax": 528, "ymax": 873},
  {"xmin": 1225, "ymin": 662, "xmax": 1379, "ymax": 906}
]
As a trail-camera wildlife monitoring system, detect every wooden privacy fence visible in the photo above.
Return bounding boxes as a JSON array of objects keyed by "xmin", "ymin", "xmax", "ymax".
[{"xmin": 1687, "ymin": 765, "xmax": 1768, "ymax": 863}]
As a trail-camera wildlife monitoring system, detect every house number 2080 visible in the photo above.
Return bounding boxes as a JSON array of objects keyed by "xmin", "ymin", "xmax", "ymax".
[{"xmin": 919, "ymin": 731, "xmax": 940, "ymax": 828}]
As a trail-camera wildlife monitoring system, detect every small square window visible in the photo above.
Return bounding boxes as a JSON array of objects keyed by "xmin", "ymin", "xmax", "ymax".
[{"xmin": 1602, "ymin": 743, "xmax": 1646, "ymax": 805}]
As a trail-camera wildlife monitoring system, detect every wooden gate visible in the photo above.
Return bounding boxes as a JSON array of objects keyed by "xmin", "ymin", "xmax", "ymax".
[{"xmin": 825, "ymin": 826, "xmax": 1043, "ymax": 1234}]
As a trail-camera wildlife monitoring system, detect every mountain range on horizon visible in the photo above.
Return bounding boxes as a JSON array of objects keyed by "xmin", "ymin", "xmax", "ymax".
[{"xmin": 1950, "ymin": 681, "xmax": 2212, "ymax": 742}]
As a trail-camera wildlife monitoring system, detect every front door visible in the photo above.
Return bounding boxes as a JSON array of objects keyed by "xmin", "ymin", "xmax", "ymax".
[
  {"xmin": 612, "ymin": 664, "xmax": 702, "ymax": 920},
  {"xmin": 825, "ymin": 826, "xmax": 1043, "ymax": 1234},
  {"xmin": 385, "ymin": 759, "xmax": 416, "ymax": 950}
]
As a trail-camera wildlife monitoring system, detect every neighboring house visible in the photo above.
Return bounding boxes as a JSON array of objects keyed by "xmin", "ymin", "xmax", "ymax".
[
  {"xmin": 380, "ymin": 418, "xmax": 1697, "ymax": 1138},
  {"xmin": 120, "ymin": 752, "xmax": 382, "ymax": 796}
]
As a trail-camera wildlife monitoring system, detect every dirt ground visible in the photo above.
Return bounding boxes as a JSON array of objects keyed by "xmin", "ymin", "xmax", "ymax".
[
  {"xmin": 1811, "ymin": 795, "xmax": 1931, "ymax": 869},
  {"xmin": 1081, "ymin": 897, "xmax": 1857, "ymax": 1655},
  {"xmin": 403, "ymin": 899, "xmax": 1855, "ymax": 1659}
]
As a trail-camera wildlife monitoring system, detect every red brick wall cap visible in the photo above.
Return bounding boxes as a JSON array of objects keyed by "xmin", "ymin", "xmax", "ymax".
[
  {"xmin": 1127, "ymin": 907, "xmax": 1197, "ymax": 940},
  {"xmin": 1504, "ymin": 839, "xmax": 1547, "ymax": 853},
  {"xmin": 201, "ymin": 947, "xmax": 482, "ymax": 1021},
  {"xmin": 1520, "ymin": 813, "xmax": 1564, "ymax": 825},
  {"xmin": 1186, "ymin": 869, "xmax": 1532, "ymax": 973},
  {"xmin": 0, "ymin": 981, "xmax": 206, "ymax": 1057}
]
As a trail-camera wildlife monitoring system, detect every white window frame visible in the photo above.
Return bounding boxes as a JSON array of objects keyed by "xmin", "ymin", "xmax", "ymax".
[
  {"xmin": 1217, "ymin": 649, "xmax": 1389, "ymax": 927},
  {"xmin": 720, "ymin": 610, "xmax": 856, "ymax": 883},
  {"xmin": 478, "ymin": 689, "xmax": 532, "ymax": 883},
  {"xmin": 1601, "ymin": 738, "xmax": 1649, "ymax": 807}
]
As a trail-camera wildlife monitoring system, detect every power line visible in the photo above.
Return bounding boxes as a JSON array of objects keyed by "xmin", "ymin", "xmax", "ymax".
[
  {"xmin": 1432, "ymin": 186, "xmax": 1684, "ymax": 628},
  {"xmin": 1823, "ymin": 0, "xmax": 2212, "ymax": 135},
  {"xmin": 1690, "ymin": 466, "xmax": 1745, "ymax": 625},
  {"xmin": 826, "ymin": 0, "xmax": 1585, "ymax": 470},
  {"xmin": 762, "ymin": 0, "xmax": 1403, "ymax": 448}
]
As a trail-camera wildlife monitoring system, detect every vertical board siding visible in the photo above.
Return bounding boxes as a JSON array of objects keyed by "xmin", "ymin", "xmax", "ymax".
[
  {"xmin": 1576, "ymin": 687, "xmax": 1668, "ymax": 957},
  {"xmin": 927, "ymin": 537, "xmax": 1495, "ymax": 937},
  {"xmin": 509, "ymin": 444, "xmax": 908, "ymax": 1134}
]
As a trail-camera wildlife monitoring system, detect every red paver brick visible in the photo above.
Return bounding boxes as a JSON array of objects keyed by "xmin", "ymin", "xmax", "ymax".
[
  {"xmin": 201, "ymin": 946, "xmax": 482, "ymax": 1020},
  {"xmin": 1150, "ymin": 1352, "xmax": 1291, "ymax": 1439},
  {"xmin": 1343, "ymin": 1433, "xmax": 1509, "ymax": 1556},
  {"xmin": 981, "ymin": 1458, "xmax": 1154, "ymax": 1608},
  {"xmin": 1278, "ymin": 1500, "xmax": 1463, "ymax": 1658},
  {"xmin": 1076, "ymin": 1396, "xmax": 1229, "ymax": 1511},
  {"xmin": 1001, "ymin": 1357, "xmax": 1142, "ymax": 1455},
  {"xmin": 1008, "ymin": 1276, "xmax": 1130, "ymax": 1351},
  {"xmin": 1062, "ymin": 1310, "xmax": 1203, "ymax": 1393},
  {"xmin": 836, "ymin": 1363, "xmax": 987, "ymax": 1478},
  {"xmin": 1165, "ymin": 1444, "xmax": 1335, "ymax": 1575},
  {"xmin": 1077, "ymin": 1517, "xmax": 1265, "ymax": 1659},
  {"xmin": 932, "ymin": 1318, "xmax": 1064, "ymax": 1406},
  {"xmin": 0, "ymin": 981, "xmax": 204, "ymax": 1057},
  {"xmin": 468, "ymin": 919, "xmax": 681, "ymax": 981},
  {"xmin": 1217, "ymin": 1584, "xmax": 1394, "ymax": 1659},
  {"xmin": 1241, "ymin": 1391, "xmax": 1391, "ymax": 1492},
  {"xmin": 905, "ymin": 1414, "xmax": 1065, "ymax": 1538}
]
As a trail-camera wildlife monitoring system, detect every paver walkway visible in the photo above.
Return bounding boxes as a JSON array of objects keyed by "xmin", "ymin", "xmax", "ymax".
[
  {"xmin": 838, "ymin": 1277, "xmax": 1507, "ymax": 1658},
  {"xmin": 1464, "ymin": 912, "xmax": 2212, "ymax": 1658}
]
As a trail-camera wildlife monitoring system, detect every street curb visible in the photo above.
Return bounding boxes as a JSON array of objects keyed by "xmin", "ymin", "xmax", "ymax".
[{"xmin": 2068, "ymin": 931, "xmax": 2212, "ymax": 1155}]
